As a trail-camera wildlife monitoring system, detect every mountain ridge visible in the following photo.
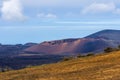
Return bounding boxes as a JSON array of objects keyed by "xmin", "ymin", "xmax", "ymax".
[
  {"xmin": 0, "ymin": 29, "xmax": 120, "ymax": 56},
  {"xmin": 24, "ymin": 29, "xmax": 120, "ymax": 55}
]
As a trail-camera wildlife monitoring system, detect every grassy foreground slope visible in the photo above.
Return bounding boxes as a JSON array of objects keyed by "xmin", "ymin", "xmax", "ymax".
[{"xmin": 1, "ymin": 51, "xmax": 120, "ymax": 80}]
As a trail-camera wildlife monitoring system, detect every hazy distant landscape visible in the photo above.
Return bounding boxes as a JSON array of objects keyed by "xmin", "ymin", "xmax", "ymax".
[{"xmin": 0, "ymin": 29, "xmax": 120, "ymax": 70}]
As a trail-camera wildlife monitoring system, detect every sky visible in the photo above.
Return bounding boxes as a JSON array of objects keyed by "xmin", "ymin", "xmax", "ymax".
[{"xmin": 0, "ymin": 0, "xmax": 120, "ymax": 44}]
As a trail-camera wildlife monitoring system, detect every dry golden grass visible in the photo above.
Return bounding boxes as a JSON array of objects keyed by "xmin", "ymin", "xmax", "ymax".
[{"xmin": 1, "ymin": 51, "xmax": 120, "ymax": 80}]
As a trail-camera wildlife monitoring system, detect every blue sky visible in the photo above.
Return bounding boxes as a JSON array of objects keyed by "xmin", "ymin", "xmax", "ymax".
[{"xmin": 0, "ymin": 0, "xmax": 120, "ymax": 44}]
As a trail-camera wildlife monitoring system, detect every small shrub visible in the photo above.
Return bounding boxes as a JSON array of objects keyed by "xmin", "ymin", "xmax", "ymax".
[
  {"xmin": 104, "ymin": 47, "xmax": 113, "ymax": 53},
  {"xmin": 62, "ymin": 57, "xmax": 74, "ymax": 61},
  {"xmin": 86, "ymin": 53, "xmax": 94, "ymax": 56}
]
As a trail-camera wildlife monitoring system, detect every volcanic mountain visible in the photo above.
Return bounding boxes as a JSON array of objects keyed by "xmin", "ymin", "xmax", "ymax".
[{"xmin": 24, "ymin": 29, "xmax": 120, "ymax": 55}]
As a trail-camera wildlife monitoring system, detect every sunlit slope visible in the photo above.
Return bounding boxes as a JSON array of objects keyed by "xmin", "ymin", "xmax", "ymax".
[{"xmin": 1, "ymin": 51, "xmax": 120, "ymax": 80}]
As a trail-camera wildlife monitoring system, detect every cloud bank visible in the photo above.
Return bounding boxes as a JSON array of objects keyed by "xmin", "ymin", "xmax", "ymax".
[
  {"xmin": 81, "ymin": 2, "xmax": 120, "ymax": 15},
  {"xmin": 1, "ymin": 0, "xmax": 120, "ymax": 22},
  {"xmin": 82, "ymin": 3, "xmax": 115, "ymax": 14},
  {"xmin": 1, "ymin": 0, "xmax": 25, "ymax": 21}
]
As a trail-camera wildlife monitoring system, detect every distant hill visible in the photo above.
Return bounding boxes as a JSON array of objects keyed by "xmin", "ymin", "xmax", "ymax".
[
  {"xmin": 24, "ymin": 38, "xmax": 111, "ymax": 55},
  {"xmin": 1, "ymin": 51, "xmax": 120, "ymax": 80},
  {"xmin": 0, "ymin": 43, "xmax": 37, "ymax": 57},
  {"xmin": 24, "ymin": 29, "xmax": 120, "ymax": 55},
  {"xmin": 86, "ymin": 29, "xmax": 120, "ymax": 41}
]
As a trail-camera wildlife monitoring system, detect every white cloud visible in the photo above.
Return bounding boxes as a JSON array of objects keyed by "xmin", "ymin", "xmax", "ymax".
[
  {"xmin": 1, "ymin": 0, "xmax": 25, "ymax": 21},
  {"xmin": 1, "ymin": 0, "xmax": 120, "ymax": 21},
  {"xmin": 82, "ymin": 2, "xmax": 115, "ymax": 14},
  {"xmin": 37, "ymin": 13, "xmax": 57, "ymax": 19}
]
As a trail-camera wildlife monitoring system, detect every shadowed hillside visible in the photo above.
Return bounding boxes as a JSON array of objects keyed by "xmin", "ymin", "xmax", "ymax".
[
  {"xmin": 1, "ymin": 51, "xmax": 120, "ymax": 80},
  {"xmin": 86, "ymin": 29, "xmax": 120, "ymax": 41}
]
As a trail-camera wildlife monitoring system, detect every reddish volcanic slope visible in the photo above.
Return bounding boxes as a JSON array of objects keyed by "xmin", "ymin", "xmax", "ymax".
[
  {"xmin": 24, "ymin": 38, "xmax": 111, "ymax": 55},
  {"xmin": 25, "ymin": 30, "xmax": 120, "ymax": 55}
]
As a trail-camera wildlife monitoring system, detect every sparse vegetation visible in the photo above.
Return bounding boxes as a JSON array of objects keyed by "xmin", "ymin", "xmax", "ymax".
[
  {"xmin": 62, "ymin": 53, "xmax": 95, "ymax": 61},
  {"xmin": 104, "ymin": 47, "xmax": 113, "ymax": 53},
  {"xmin": 104, "ymin": 45, "xmax": 120, "ymax": 53},
  {"xmin": 1, "ymin": 51, "xmax": 120, "ymax": 80},
  {"xmin": 62, "ymin": 56, "xmax": 74, "ymax": 61}
]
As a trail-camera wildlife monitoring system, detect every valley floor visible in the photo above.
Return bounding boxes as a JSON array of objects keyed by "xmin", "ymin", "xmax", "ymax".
[{"xmin": 1, "ymin": 51, "xmax": 120, "ymax": 80}]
